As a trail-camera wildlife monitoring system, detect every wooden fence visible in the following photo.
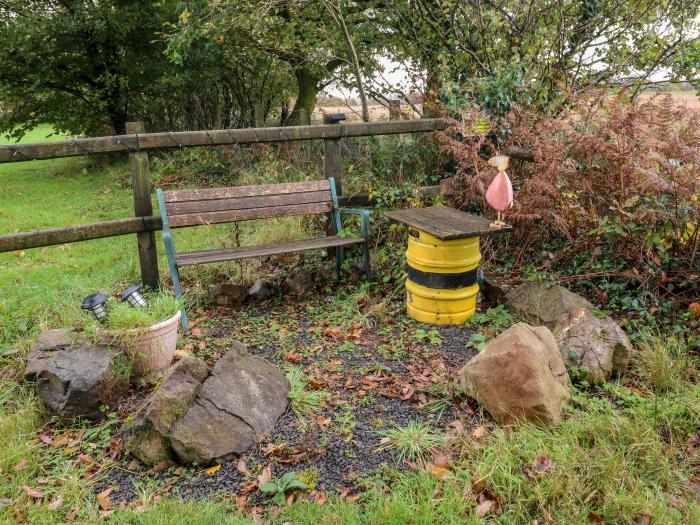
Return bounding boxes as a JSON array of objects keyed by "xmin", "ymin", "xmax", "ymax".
[{"xmin": 0, "ymin": 118, "xmax": 449, "ymax": 287}]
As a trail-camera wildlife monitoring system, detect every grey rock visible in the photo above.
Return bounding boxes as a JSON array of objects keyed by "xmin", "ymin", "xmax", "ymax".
[
  {"xmin": 456, "ymin": 323, "xmax": 570, "ymax": 426},
  {"xmin": 504, "ymin": 282, "xmax": 594, "ymax": 329},
  {"xmin": 210, "ymin": 283, "xmax": 248, "ymax": 307},
  {"xmin": 248, "ymin": 279, "xmax": 277, "ymax": 301},
  {"xmin": 284, "ymin": 269, "xmax": 316, "ymax": 295},
  {"xmin": 169, "ymin": 342, "xmax": 289, "ymax": 464},
  {"xmin": 553, "ymin": 308, "xmax": 633, "ymax": 384},
  {"xmin": 122, "ymin": 356, "xmax": 209, "ymax": 465},
  {"xmin": 123, "ymin": 342, "xmax": 289, "ymax": 465},
  {"xmin": 24, "ymin": 330, "xmax": 127, "ymax": 421}
]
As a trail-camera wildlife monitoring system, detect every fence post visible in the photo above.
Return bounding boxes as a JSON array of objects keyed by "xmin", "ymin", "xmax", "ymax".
[
  {"xmin": 323, "ymin": 115, "xmax": 343, "ymax": 196},
  {"xmin": 126, "ymin": 121, "xmax": 159, "ymax": 289}
]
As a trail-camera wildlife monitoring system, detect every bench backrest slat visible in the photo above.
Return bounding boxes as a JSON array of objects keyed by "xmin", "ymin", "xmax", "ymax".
[
  {"xmin": 162, "ymin": 179, "xmax": 333, "ymax": 228},
  {"xmin": 163, "ymin": 180, "xmax": 330, "ymax": 203}
]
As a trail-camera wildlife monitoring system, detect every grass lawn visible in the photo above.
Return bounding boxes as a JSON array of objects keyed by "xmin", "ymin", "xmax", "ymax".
[{"xmin": 1, "ymin": 129, "xmax": 699, "ymax": 524}]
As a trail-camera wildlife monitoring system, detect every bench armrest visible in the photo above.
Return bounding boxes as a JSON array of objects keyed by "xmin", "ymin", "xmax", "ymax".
[{"xmin": 340, "ymin": 208, "xmax": 371, "ymax": 239}]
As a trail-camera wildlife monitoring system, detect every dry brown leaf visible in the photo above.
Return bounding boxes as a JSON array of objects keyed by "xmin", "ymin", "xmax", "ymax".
[
  {"xmin": 475, "ymin": 498, "xmax": 496, "ymax": 517},
  {"xmin": 48, "ymin": 496, "xmax": 63, "ymax": 510},
  {"xmin": 257, "ymin": 465, "xmax": 272, "ymax": 486},
  {"xmin": 96, "ymin": 487, "xmax": 114, "ymax": 511},
  {"xmin": 283, "ymin": 350, "xmax": 302, "ymax": 364},
  {"xmin": 587, "ymin": 511, "xmax": 604, "ymax": 524},
  {"xmin": 190, "ymin": 327, "xmax": 202, "ymax": 337},
  {"xmin": 22, "ymin": 484, "xmax": 46, "ymax": 498},
  {"xmin": 471, "ymin": 425, "xmax": 487, "ymax": 440},
  {"xmin": 532, "ymin": 453, "xmax": 554, "ymax": 473},
  {"xmin": 236, "ymin": 459, "xmax": 250, "ymax": 476},
  {"xmin": 240, "ymin": 481, "xmax": 258, "ymax": 495},
  {"xmin": 151, "ymin": 459, "xmax": 177, "ymax": 474},
  {"xmin": 14, "ymin": 459, "xmax": 29, "ymax": 471},
  {"xmin": 316, "ymin": 415, "xmax": 331, "ymax": 430},
  {"xmin": 635, "ymin": 510, "xmax": 651, "ymax": 525}
]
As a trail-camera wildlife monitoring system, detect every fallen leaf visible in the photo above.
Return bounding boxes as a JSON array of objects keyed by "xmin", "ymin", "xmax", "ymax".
[
  {"xmin": 65, "ymin": 506, "xmax": 80, "ymax": 522},
  {"xmin": 205, "ymin": 464, "xmax": 221, "ymax": 475},
  {"xmin": 96, "ymin": 487, "xmax": 114, "ymax": 511},
  {"xmin": 476, "ymin": 498, "xmax": 496, "ymax": 517},
  {"xmin": 183, "ymin": 343, "xmax": 195, "ymax": 352},
  {"xmin": 240, "ymin": 481, "xmax": 258, "ymax": 495},
  {"xmin": 48, "ymin": 496, "xmax": 64, "ymax": 510},
  {"xmin": 323, "ymin": 327, "xmax": 342, "ymax": 340},
  {"xmin": 151, "ymin": 459, "xmax": 177, "ymax": 474},
  {"xmin": 174, "ymin": 466, "xmax": 185, "ymax": 476},
  {"xmin": 635, "ymin": 510, "xmax": 651, "ymax": 525},
  {"xmin": 316, "ymin": 415, "xmax": 330, "ymax": 430},
  {"xmin": 428, "ymin": 463, "xmax": 450, "ymax": 479},
  {"xmin": 190, "ymin": 327, "xmax": 202, "ymax": 337},
  {"xmin": 532, "ymin": 453, "xmax": 554, "ymax": 473},
  {"xmin": 688, "ymin": 303, "xmax": 700, "ymax": 318},
  {"xmin": 38, "ymin": 432, "xmax": 53, "ymax": 445},
  {"xmin": 471, "ymin": 425, "xmax": 487, "ymax": 441},
  {"xmin": 77, "ymin": 454, "xmax": 94, "ymax": 465},
  {"xmin": 587, "ymin": 511, "xmax": 604, "ymax": 524},
  {"xmin": 22, "ymin": 484, "xmax": 45, "ymax": 498},
  {"xmin": 234, "ymin": 495, "xmax": 249, "ymax": 509},
  {"xmin": 284, "ymin": 350, "xmax": 302, "ymax": 364},
  {"xmin": 14, "ymin": 459, "xmax": 29, "ymax": 471},
  {"xmin": 257, "ymin": 465, "xmax": 272, "ymax": 486},
  {"xmin": 236, "ymin": 459, "xmax": 250, "ymax": 476}
]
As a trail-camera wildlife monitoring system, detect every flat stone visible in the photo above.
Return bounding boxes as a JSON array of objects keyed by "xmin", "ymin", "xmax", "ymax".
[
  {"xmin": 248, "ymin": 279, "xmax": 277, "ymax": 301},
  {"xmin": 504, "ymin": 282, "xmax": 594, "ymax": 329}
]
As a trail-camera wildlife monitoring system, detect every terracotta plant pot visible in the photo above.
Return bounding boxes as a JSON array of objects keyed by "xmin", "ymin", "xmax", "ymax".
[{"xmin": 101, "ymin": 310, "xmax": 181, "ymax": 378}]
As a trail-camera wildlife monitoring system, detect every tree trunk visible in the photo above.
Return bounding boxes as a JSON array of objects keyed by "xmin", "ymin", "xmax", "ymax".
[
  {"xmin": 287, "ymin": 66, "xmax": 320, "ymax": 126},
  {"xmin": 326, "ymin": 1, "xmax": 369, "ymax": 122}
]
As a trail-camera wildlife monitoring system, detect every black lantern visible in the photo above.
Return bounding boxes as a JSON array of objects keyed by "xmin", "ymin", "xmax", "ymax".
[
  {"xmin": 121, "ymin": 284, "xmax": 148, "ymax": 308},
  {"xmin": 81, "ymin": 292, "xmax": 108, "ymax": 322}
]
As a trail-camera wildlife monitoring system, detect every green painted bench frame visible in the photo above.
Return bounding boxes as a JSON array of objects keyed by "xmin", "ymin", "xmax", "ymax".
[{"xmin": 156, "ymin": 177, "xmax": 371, "ymax": 331}]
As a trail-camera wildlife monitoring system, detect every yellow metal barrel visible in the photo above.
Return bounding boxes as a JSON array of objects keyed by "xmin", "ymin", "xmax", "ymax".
[{"xmin": 405, "ymin": 229, "xmax": 480, "ymax": 324}]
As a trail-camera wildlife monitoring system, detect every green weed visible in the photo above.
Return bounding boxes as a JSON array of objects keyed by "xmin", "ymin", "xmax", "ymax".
[{"xmin": 376, "ymin": 421, "xmax": 445, "ymax": 464}]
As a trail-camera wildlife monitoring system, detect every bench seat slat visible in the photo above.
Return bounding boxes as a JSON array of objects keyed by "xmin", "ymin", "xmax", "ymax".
[
  {"xmin": 166, "ymin": 190, "xmax": 331, "ymax": 215},
  {"xmin": 168, "ymin": 201, "xmax": 332, "ymax": 227},
  {"xmin": 164, "ymin": 180, "xmax": 330, "ymax": 203},
  {"xmin": 175, "ymin": 236, "xmax": 366, "ymax": 266}
]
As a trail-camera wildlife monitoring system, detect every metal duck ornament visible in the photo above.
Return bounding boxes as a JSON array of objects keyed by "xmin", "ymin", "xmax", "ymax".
[{"xmin": 485, "ymin": 155, "xmax": 513, "ymax": 228}]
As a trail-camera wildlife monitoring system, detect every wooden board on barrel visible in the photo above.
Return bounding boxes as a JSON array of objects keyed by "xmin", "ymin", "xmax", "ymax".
[{"xmin": 384, "ymin": 206, "xmax": 512, "ymax": 325}]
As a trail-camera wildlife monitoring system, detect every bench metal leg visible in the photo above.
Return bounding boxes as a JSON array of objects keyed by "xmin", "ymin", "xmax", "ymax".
[
  {"xmin": 362, "ymin": 240, "xmax": 372, "ymax": 281},
  {"xmin": 171, "ymin": 264, "xmax": 188, "ymax": 332},
  {"xmin": 336, "ymin": 246, "xmax": 344, "ymax": 280},
  {"xmin": 164, "ymin": 233, "xmax": 188, "ymax": 331}
]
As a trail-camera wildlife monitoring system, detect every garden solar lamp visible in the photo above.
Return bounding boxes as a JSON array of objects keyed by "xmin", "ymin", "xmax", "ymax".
[
  {"xmin": 121, "ymin": 284, "xmax": 148, "ymax": 308},
  {"xmin": 81, "ymin": 292, "xmax": 109, "ymax": 322}
]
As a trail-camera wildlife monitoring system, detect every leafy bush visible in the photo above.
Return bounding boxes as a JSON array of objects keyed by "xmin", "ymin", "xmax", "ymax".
[{"xmin": 441, "ymin": 93, "xmax": 700, "ymax": 317}]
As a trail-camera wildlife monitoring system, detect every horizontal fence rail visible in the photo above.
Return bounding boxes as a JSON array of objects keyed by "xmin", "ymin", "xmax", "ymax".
[{"xmin": 0, "ymin": 119, "xmax": 448, "ymax": 164}]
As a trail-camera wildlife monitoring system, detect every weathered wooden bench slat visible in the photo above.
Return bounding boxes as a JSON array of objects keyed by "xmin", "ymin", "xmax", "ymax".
[
  {"xmin": 166, "ymin": 190, "xmax": 331, "ymax": 215},
  {"xmin": 168, "ymin": 201, "xmax": 333, "ymax": 228},
  {"xmin": 175, "ymin": 236, "xmax": 366, "ymax": 266},
  {"xmin": 164, "ymin": 180, "xmax": 330, "ymax": 203}
]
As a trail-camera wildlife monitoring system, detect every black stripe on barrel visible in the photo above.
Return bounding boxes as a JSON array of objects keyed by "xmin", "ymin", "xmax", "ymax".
[{"xmin": 407, "ymin": 266, "xmax": 478, "ymax": 290}]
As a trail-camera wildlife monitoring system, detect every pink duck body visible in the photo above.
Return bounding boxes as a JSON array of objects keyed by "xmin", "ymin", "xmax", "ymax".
[{"xmin": 485, "ymin": 171, "xmax": 513, "ymax": 212}]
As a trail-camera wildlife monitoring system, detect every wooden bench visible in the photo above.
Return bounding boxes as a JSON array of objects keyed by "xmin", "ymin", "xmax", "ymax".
[{"xmin": 156, "ymin": 177, "xmax": 371, "ymax": 330}]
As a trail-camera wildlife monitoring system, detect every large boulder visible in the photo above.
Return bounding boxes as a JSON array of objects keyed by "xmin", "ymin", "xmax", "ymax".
[
  {"xmin": 504, "ymin": 282, "xmax": 594, "ymax": 329},
  {"xmin": 24, "ymin": 329, "xmax": 128, "ymax": 421},
  {"xmin": 456, "ymin": 323, "xmax": 571, "ymax": 426},
  {"xmin": 121, "ymin": 356, "xmax": 209, "ymax": 464},
  {"xmin": 122, "ymin": 342, "xmax": 290, "ymax": 465},
  {"xmin": 552, "ymin": 308, "xmax": 633, "ymax": 384}
]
